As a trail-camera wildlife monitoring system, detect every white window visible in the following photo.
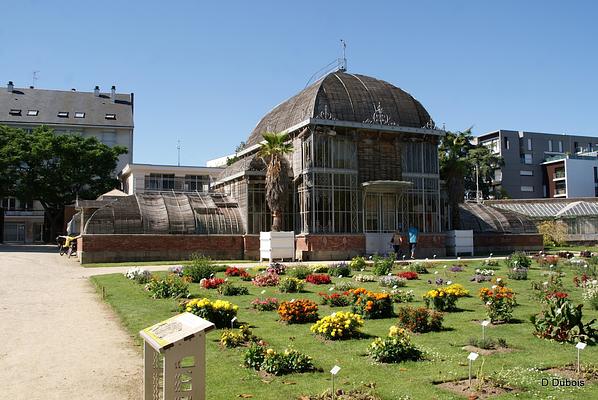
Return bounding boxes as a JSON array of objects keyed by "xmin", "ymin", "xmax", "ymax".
[
  {"xmin": 105, "ymin": 113, "xmax": 116, "ymax": 120},
  {"xmin": 57, "ymin": 111, "xmax": 69, "ymax": 118},
  {"xmin": 523, "ymin": 154, "xmax": 533, "ymax": 164},
  {"xmin": 520, "ymin": 170, "xmax": 533, "ymax": 176},
  {"xmin": 548, "ymin": 140, "xmax": 553, "ymax": 152},
  {"xmin": 527, "ymin": 138, "xmax": 532, "ymax": 151},
  {"xmin": 504, "ymin": 137, "xmax": 510, "ymax": 150},
  {"xmin": 494, "ymin": 170, "xmax": 502, "ymax": 181},
  {"xmin": 74, "ymin": 112, "xmax": 85, "ymax": 118},
  {"xmin": 27, "ymin": 110, "xmax": 39, "ymax": 116},
  {"xmin": 521, "ymin": 186, "xmax": 534, "ymax": 192},
  {"xmin": 558, "ymin": 141, "xmax": 563, "ymax": 152}
]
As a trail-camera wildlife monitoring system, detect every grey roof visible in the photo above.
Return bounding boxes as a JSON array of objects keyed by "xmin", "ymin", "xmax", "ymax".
[
  {"xmin": 459, "ymin": 202, "xmax": 538, "ymax": 233},
  {"xmin": 84, "ymin": 192, "xmax": 244, "ymax": 235},
  {"xmin": 0, "ymin": 86, "xmax": 133, "ymax": 128},
  {"xmin": 246, "ymin": 71, "xmax": 432, "ymax": 146},
  {"xmin": 215, "ymin": 154, "xmax": 266, "ymax": 182},
  {"xmin": 488, "ymin": 199, "xmax": 598, "ymax": 218}
]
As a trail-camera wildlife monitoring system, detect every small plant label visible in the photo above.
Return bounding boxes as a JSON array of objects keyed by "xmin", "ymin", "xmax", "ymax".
[
  {"xmin": 576, "ymin": 342, "xmax": 587, "ymax": 350},
  {"xmin": 467, "ymin": 352, "xmax": 479, "ymax": 361},
  {"xmin": 330, "ymin": 365, "xmax": 341, "ymax": 375},
  {"xmin": 393, "ymin": 285, "xmax": 398, "ymax": 289},
  {"xmin": 231, "ymin": 316, "xmax": 237, "ymax": 329},
  {"xmin": 260, "ymin": 290, "xmax": 266, "ymax": 294},
  {"xmin": 481, "ymin": 320, "xmax": 490, "ymax": 327},
  {"xmin": 290, "ymin": 298, "xmax": 295, "ymax": 302},
  {"xmin": 329, "ymin": 287, "xmax": 334, "ymax": 291}
]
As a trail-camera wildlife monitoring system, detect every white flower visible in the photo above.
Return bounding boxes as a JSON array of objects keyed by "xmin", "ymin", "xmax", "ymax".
[
  {"xmin": 434, "ymin": 271, "xmax": 439, "ymax": 275},
  {"xmin": 492, "ymin": 285, "xmax": 497, "ymax": 289},
  {"xmin": 447, "ymin": 281, "xmax": 452, "ymax": 285},
  {"xmin": 543, "ymin": 282, "xmax": 549, "ymax": 286},
  {"xmin": 496, "ymin": 278, "xmax": 502, "ymax": 282}
]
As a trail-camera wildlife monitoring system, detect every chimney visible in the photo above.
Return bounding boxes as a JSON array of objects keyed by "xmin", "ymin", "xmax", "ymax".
[
  {"xmin": 110, "ymin": 85, "xmax": 116, "ymax": 102},
  {"xmin": 7, "ymin": 81, "xmax": 14, "ymax": 92},
  {"xmin": 71, "ymin": 88, "xmax": 76, "ymax": 92},
  {"xmin": 94, "ymin": 85, "xmax": 100, "ymax": 96}
]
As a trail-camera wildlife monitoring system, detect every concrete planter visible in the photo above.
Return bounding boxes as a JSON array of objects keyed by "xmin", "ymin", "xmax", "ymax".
[
  {"xmin": 446, "ymin": 230, "xmax": 474, "ymax": 256},
  {"xmin": 260, "ymin": 231, "xmax": 295, "ymax": 261}
]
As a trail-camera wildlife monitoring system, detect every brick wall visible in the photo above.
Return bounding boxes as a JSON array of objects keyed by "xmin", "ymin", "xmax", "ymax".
[
  {"xmin": 474, "ymin": 233, "xmax": 543, "ymax": 254},
  {"xmin": 79, "ymin": 234, "xmax": 244, "ymax": 264},
  {"xmin": 295, "ymin": 234, "xmax": 365, "ymax": 261},
  {"xmin": 243, "ymin": 235, "xmax": 260, "ymax": 260}
]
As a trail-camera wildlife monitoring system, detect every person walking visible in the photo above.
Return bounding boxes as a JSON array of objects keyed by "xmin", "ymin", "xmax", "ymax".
[
  {"xmin": 408, "ymin": 225, "xmax": 419, "ymax": 259},
  {"xmin": 390, "ymin": 228, "xmax": 404, "ymax": 258}
]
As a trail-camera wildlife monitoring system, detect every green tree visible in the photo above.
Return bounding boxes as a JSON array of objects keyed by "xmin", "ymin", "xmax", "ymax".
[
  {"xmin": 464, "ymin": 144, "xmax": 504, "ymax": 199},
  {"xmin": 0, "ymin": 125, "xmax": 21, "ymax": 198},
  {"xmin": 258, "ymin": 132, "xmax": 293, "ymax": 232},
  {"xmin": 2, "ymin": 125, "xmax": 127, "ymax": 240}
]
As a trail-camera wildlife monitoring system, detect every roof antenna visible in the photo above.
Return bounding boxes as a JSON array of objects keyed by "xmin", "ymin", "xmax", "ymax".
[
  {"xmin": 32, "ymin": 70, "xmax": 39, "ymax": 88},
  {"xmin": 177, "ymin": 139, "xmax": 181, "ymax": 166},
  {"xmin": 339, "ymin": 39, "xmax": 347, "ymax": 71}
]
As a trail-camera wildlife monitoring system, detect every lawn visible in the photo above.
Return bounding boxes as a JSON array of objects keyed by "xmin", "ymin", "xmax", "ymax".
[
  {"xmin": 91, "ymin": 257, "xmax": 598, "ymax": 399},
  {"xmin": 83, "ymin": 259, "xmax": 254, "ymax": 268}
]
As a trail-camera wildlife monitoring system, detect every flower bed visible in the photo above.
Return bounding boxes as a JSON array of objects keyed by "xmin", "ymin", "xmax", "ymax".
[
  {"xmin": 479, "ymin": 284, "xmax": 517, "ymax": 323},
  {"xmin": 220, "ymin": 325, "xmax": 258, "ymax": 348},
  {"xmin": 251, "ymin": 297, "xmax": 279, "ymax": 311},
  {"xmin": 243, "ymin": 343, "xmax": 315, "ymax": 375},
  {"xmin": 319, "ymin": 291, "xmax": 352, "ymax": 307},
  {"xmin": 353, "ymin": 274, "xmax": 377, "ymax": 283},
  {"xmin": 387, "ymin": 289, "xmax": 415, "ymax": 303},
  {"xmin": 225, "ymin": 267, "xmax": 250, "ymax": 279},
  {"xmin": 306, "ymin": 274, "xmax": 332, "ymax": 285},
  {"xmin": 328, "ymin": 262, "xmax": 351, "ymax": 277},
  {"xmin": 252, "ymin": 272, "xmax": 280, "ymax": 287},
  {"xmin": 217, "ymin": 282, "xmax": 249, "ymax": 296},
  {"xmin": 278, "ymin": 277, "xmax": 304, "ymax": 293},
  {"xmin": 180, "ymin": 298, "xmax": 238, "ymax": 328},
  {"xmin": 348, "ymin": 288, "xmax": 393, "ymax": 319},
  {"xmin": 397, "ymin": 271, "xmax": 418, "ymax": 280},
  {"xmin": 278, "ymin": 299, "xmax": 319, "ymax": 324},
  {"xmin": 124, "ymin": 267, "xmax": 151, "ymax": 284},
  {"xmin": 396, "ymin": 306, "xmax": 443, "ymax": 333},
  {"xmin": 145, "ymin": 274, "xmax": 190, "ymax": 299},
  {"xmin": 310, "ymin": 311, "xmax": 364, "ymax": 340},
  {"xmin": 368, "ymin": 326, "xmax": 422, "ymax": 363},
  {"xmin": 423, "ymin": 284, "xmax": 469, "ymax": 311},
  {"xmin": 470, "ymin": 269, "xmax": 494, "ymax": 283},
  {"xmin": 379, "ymin": 275, "xmax": 406, "ymax": 288},
  {"xmin": 201, "ymin": 277, "xmax": 225, "ymax": 289},
  {"xmin": 267, "ymin": 262, "xmax": 286, "ymax": 275},
  {"xmin": 582, "ymin": 281, "xmax": 598, "ymax": 310}
]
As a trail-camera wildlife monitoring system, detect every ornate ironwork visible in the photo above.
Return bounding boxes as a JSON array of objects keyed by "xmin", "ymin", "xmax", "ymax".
[
  {"xmin": 364, "ymin": 102, "xmax": 395, "ymax": 126},
  {"xmin": 316, "ymin": 105, "xmax": 337, "ymax": 120},
  {"xmin": 423, "ymin": 119, "xmax": 437, "ymax": 130}
]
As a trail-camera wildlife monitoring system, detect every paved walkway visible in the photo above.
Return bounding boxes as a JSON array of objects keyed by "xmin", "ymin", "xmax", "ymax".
[{"xmin": 0, "ymin": 245, "xmax": 142, "ymax": 400}]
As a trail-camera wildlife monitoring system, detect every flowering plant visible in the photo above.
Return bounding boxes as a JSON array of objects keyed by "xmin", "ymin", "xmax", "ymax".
[
  {"xmin": 387, "ymin": 289, "xmax": 415, "ymax": 303},
  {"xmin": 379, "ymin": 275, "xmax": 406, "ymax": 288},
  {"xmin": 124, "ymin": 267, "xmax": 151, "ymax": 284},
  {"xmin": 225, "ymin": 267, "xmax": 250, "ymax": 279},
  {"xmin": 266, "ymin": 262, "xmax": 286, "ymax": 275},
  {"xmin": 305, "ymin": 274, "xmax": 332, "ymax": 285},
  {"xmin": 200, "ymin": 277, "xmax": 225, "ymax": 289},
  {"xmin": 328, "ymin": 262, "xmax": 351, "ymax": 277},
  {"xmin": 180, "ymin": 298, "xmax": 238, "ymax": 328},
  {"xmin": 251, "ymin": 297, "xmax": 279, "ymax": 311},
  {"xmin": 145, "ymin": 275, "xmax": 190, "ymax": 299},
  {"xmin": 278, "ymin": 299, "xmax": 319, "ymax": 324},
  {"xmin": 353, "ymin": 274, "xmax": 377, "ymax": 282},
  {"xmin": 252, "ymin": 272, "xmax": 280, "ymax": 287},
  {"xmin": 582, "ymin": 281, "xmax": 598, "ymax": 310},
  {"xmin": 319, "ymin": 291, "xmax": 352, "ymax": 307},
  {"xmin": 349, "ymin": 256, "xmax": 367, "ymax": 271},
  {"xmin": 243, "ymin": 343, "xmax": 315, "ymax": 375},
  {"xmin": 368, "ymin": 326, "xmax": 422, "ymax": 363},
  {"xmin": 507, "ymin": 267, "xmax": 528, "ymax": 280},
  {"xmin": 479, "ymin": 285, "xmax": 517, "ymax": 322},
  {"xmin": 536, "ymin": 255, "xmax": 560, "ymax": 268},
  {"xmin": 423, "ymin": 283, "xmax": 468, "ymax": 311},
  {"xmin": 574, "ymin": 273, "xmax": 592, "ymax": 288},
  {"xmin": 219, "ymin": 325, "xmax": 258, "ymax": 348},
  {"xmin": 396, "ymin": 306, "xmax": 443, "ymax": 332},
  {"xmin": 310, "ymin": 311, "xmax": 364, "ymax": 340},
  {"xmin": 506, "ymin": 251, "xmax": 532, "ymax": 269},
  {"xmin": 217, "ymin": 282, "xmax": 249, "ymax": 296},
  {"xmin": 278, "ymin": 277, "xmax": 304, "ymax": 293},
  {"xmin": 333, "ymin": 281, "xmax": 356, "ymax": 291},
  {"xmin": 449, "ymin": 265, "xmax": 464, "ymax": 273},
  {"xmin": 167, "ymin": 265, "xmax": 183, "ymax": 277},
  {"xmin": 397, "ymin": 271, "xmax": 418, "ymax": 280},
  {"xmin": 348, "ymin": 288, "xmax": 393, "ymax": 319}
]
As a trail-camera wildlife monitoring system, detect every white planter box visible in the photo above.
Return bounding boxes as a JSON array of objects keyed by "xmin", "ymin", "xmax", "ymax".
[
  {"xmin": 260, "ymin": 231, "xmax": 295, "ymax": 261},
  {"xmin": 445, "ymin": 230, "xmax": 474, "ymax": 256}
]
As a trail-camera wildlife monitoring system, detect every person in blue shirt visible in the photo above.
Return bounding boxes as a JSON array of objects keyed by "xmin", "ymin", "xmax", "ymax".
[{"xmin": 408, "ymin": 226, "xmax": 419, "ymax": 259}]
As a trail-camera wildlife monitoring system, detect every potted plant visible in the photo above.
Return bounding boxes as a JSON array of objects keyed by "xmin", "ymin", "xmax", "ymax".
[{"xmin": 258, "ymin": 132, "xmax": 294, "ymax": 261}]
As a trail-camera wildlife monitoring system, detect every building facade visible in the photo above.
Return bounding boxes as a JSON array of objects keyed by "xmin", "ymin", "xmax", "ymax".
[
  {"xmin": 1, "ymin": 81, "xmax": 134, "ymax": 243},
  {"xmin": 476, "ymin": 129, "xmax": 598, "ymax": 199},
  {"xmin": 542, "ymin": 154, "xmax": 598, "ymax": 198}
]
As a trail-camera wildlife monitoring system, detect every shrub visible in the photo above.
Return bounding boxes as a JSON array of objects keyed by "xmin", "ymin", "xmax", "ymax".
[
  {"xmin": 220, "ymin": 325, "xmax": 258, "ymax": 348},
  {"xmin": 470, "ymin": 268, "xmax": 494, "ymax": 283},
  {"xmin": 349, "ymin": 288, "xmax": 393, "ymax": 319},
  {"xmin": 167, "ymin": 265, "xmax": 183, "ymax": 277},
  {"xmin": 408, "ymin": 261, "xmax": 429, "ymax": 274},
  {"xmin": 379, "ymin": 275, "xmax": 406, "ymax": 288},
  {"xmin": 582, "ymin": 281, "xmax": 598, "ymax": 310},
  {"xmin": 368, "ymin": 326, "xmax": 422, "ymax": 363},
  {"xmin": 507, "ymin": 267, "xmax": 528, "ymax": 280},
  {"xmin": 482, "ymin": 258, "xmax": 501, "ymax": 268},
  {"xmin": 580, "ymin": 250, "xmax": 593, "ymax": 258},
  {"xmin": 124, "ymin": 267, "xmax": 151, "ymax": 284},
  {"xmin": 530, "ymin": 274, "xmax": 565, "ymax": 302},
  {"xmin": 449, "ymin": 265, "xmax": 464, "ymax": 273},
  {"xmin": 353, "ymin": 274, "xmax": 377, "ymax": 283},
  {"xmin": 536, "ymin": 255, "xmax": 560, "ymax": 269},
  {"xmin": 530, "ymin": 294, "xmax": 598, "ymax": 344},
  {"xmin": 319, "ymin": 291, "xmax": 352, "ymax": 307},
  {"xmin": 387, "ymin": 289, "xmax": 415, "ymax": 303},
  {"xmin": 536, "ymin": 220, "xmax": 568, "ymax": 246},
  {"xmin": 574, "ymin": 273, "xmax": 593, "ymax": 288},
  {"xmin": 180, "ymin": 298, "xmax": 238, "ymax": 328},
  {"xmin": 278, "ymin": 299, "xmax": 319, "ymax": 323},
  {"xmin": 423, "ymin": 284, "xmax": 469, "ymax": 311},
  {"xmin": 350, "ymin": 256, "xmax": 367, "ymax": 271},
  {"xmin": 396, "ymin": 306, "xmax": 443, "ymax": 333},
  {"xmin": 243, "ymin": 343, "xmax": 315, "ymax": 375},
  {"xmin": 201, "ymin": 277, "xmax": 225, "ymax": 289},
  {"xmin": 397, "ymin": 271, "xmax": 418, "ymax": 280},
  {"xmin": 506, "ymin": 251, "xmax": 532, "ymax": 269},
  {"xmin": 145, "ymin": 275, "xmax": 190, "ymax": 299},
  {"xmin": 334, "ymin": 281, "xmax": 356, "ymax": 291},
  {"xmin": 225, "ymin": 267, "xmax": 249, "ymax": 278},
  {"xmin": 267, "ymin": 262, "xmax": 286, "ymax": 275},
  {"xmin": 217, "ymin": 282, "xmax": 249, "ymax": 296},
  {"xmin": 310, "ymin": 264, "xmax": 329, "ymax": 273},
  {"xmin": 311, "ymin": 311, "xmax": 364, "ymax": 340},
  {"xmin": 328, "ymin": 262, "xmax": 351, "ymax": 277},
  {"xmin": 288, "ymin": 266, "xmax": 312, "ymax": 279},
  {"xmin": 252, "ymin": 272, "xmax": 280, "ymax": 287},
  {"xmin": 278, "ymin": 277, "xmax": 305, "ymax": 293},
  {"xmin": 372, "ymin": 254, "xmax": 395, "ymax": 276},
  {"xmin": 467, "ymin": 337, "xmax": 508, "ymax": 350},
  {"xmin": 306, "ymin": 274, "xmax": 332, "ymax": 285},
  {"xmin": 183, "ymin": 254, "xmax": 215, "ymax": 282},
  {"xmin": 251, "ymin": 297, "xmax": 279, "ymax": 311},
  {"xmin": 479, "ymin": 285, "xmax": 517, "ymax": 323}
]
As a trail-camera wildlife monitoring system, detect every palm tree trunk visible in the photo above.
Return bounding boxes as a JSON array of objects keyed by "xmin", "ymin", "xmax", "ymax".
[{"xmin": 271, "ymin": 210, "xmax": 281, "ymax": 232}]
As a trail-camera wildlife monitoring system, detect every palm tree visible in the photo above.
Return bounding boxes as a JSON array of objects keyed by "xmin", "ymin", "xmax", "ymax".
[{"xmin": 258, "ymin": 132, "xmax": 293, "ymax": 232}]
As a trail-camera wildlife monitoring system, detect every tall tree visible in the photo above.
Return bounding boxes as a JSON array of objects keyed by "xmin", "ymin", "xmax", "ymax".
[
  {"xmin": 439, "ymin": 128, "xmax": 504, "ymax": 229},
  {"xmin": 4, "ymin": 125, "xmax": 127, "ymax": 240},
  {"xmin": 258, "ymin": 132, "xmax": 293, "ymax": 232},
  {"xmin": 0, "ymin": 125, "xmax": 21, "ymax": 198}
]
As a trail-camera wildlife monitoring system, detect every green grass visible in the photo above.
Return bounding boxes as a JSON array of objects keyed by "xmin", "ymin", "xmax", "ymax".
[
  {"xmin": 91, "ymin": 260, "xmax": 598, "ymax": 399},
  {"xmin": 545, "ymin": 245, "xmax": 598, "ymax": 253},
  {"xmin": 83, "ymin": 259, "xmax": 255, "ymax": 268}
]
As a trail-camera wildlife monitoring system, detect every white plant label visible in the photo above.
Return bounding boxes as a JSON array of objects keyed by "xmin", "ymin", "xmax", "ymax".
[
  {"xmin": 330, "ymin": 365, "xmax": 341, "ymax": 375},
  {"xmin": 261, "ymin": 290, "xmax": 266, "ymax": 294},
  {"xmin": 231, "ymin": 317, "xmax": 237, "ymax": 323},
  {"xmin": 467, "ymin": 352, "xmax": 479, "ymax": 361},
  {"xmin": 576, "ymin": 342, "xmax": 587, "ymax": 350},
  {"xmin": 481, "ymin": 320, "xmax": 490, "ymax": 327}
]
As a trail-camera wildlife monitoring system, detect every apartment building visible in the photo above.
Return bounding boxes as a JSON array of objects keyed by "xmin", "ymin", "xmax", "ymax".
[
  {"xmin": 119, "ymin": 163, "xmax": 223, "ymax": 194},
  {"xmin": 542, "ymin": 154, "xmax": 598, "ymax": 198},
  {"xmin": 0, "ymin": 81, "xmax": 134, "ymax": 243},
  {"xmin": 476, "ymin": 130, "xmax": 598, "ymax": 199}
]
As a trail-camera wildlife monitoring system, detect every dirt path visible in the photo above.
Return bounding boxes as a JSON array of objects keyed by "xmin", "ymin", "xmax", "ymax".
[{"xmin": 0, "ymin": 246, "xmax": 142, "ymax": 399}]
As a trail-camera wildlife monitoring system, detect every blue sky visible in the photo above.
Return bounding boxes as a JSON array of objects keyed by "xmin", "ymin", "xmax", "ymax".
[{"xmin": 2, "ymin": 0, "xmax": 597, "ymax": 166}]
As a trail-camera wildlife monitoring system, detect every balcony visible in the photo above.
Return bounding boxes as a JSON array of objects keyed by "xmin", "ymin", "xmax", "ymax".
[
  {"xmin": 553, "ymin": 171, "xmax": 565, "ymax": 180},
  {"xmin": 4, "ymin": 210, "xmax": 45, "ymax": 217}
]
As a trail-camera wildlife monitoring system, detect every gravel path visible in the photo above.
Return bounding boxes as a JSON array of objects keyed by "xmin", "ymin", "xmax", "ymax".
[{"xmin": 0, "ymin": 246, "xmax": 142, "ymax": 399}]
